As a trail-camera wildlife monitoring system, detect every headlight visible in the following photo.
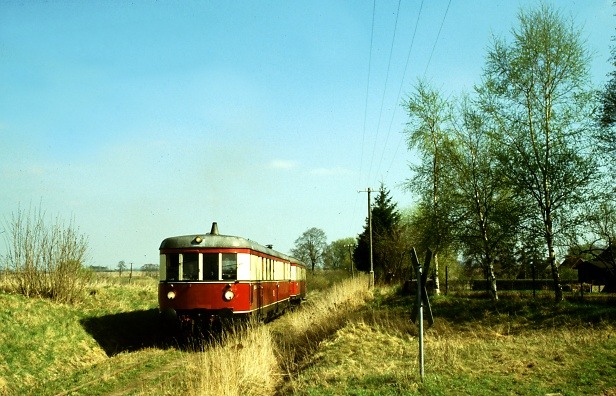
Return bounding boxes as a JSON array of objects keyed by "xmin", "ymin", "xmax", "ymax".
[
  {"xmin": 167, "ymin": 291, "xmax": 176, "ymax": 300},
  {"xmin": 223, "ymin": 289, "xmax": 235, "ymax": 301}
]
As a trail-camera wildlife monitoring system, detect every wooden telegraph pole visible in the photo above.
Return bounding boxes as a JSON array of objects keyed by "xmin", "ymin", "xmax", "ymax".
[{"xmin": 358, "ymin": 188, "xmax": 374, "ymax": 288}]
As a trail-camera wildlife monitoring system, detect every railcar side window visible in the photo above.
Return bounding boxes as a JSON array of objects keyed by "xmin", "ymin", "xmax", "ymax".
[
  {"xmin": 221, "ymin": 253, "xmax": 237, "ymax": 280},
  {"xmin": 203, "ymin": 253, "xmax": 218, "ymax": 280},
  {"xmin": 182, "ymin": 253, "xmax": 199, "ymax": 281},
  {"xmin": 166, "ymin": 254, "xmax": 179, "ymax": 281}
]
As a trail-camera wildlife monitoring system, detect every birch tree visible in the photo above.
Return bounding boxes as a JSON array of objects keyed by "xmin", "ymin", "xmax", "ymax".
[
  {"xmin": 597, "ymin": 23, "xmax": 616, "ymax": 178},
  {"xmin": 446, "ymin": 98, "xmax": 525, "ymax": 300},
  {"xmin": 480, "ymin": 4, "xmax": 597, "ymax": 302},
  {"xmin": 403, "ymin": 80, "xmax": 455, "ymax": 295}
]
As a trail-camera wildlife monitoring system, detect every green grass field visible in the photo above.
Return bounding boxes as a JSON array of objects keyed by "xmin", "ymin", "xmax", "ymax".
[{"xmin": 0, "ymin": 273, "xmax": 614, "ymax": 395}]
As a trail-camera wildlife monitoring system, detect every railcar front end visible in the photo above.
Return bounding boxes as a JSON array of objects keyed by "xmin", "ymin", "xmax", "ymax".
[{"xmin": 158, "ymin": 223, "xmax": 306, "ymax": 328}]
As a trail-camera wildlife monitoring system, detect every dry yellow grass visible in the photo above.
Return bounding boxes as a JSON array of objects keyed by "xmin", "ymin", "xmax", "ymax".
[
  {"xmin": 4, "ymin": 272, "xmax": 614, "ymax": 395},
  {"xmin": 181, "ymin": 274, "xmax": 372, "ymax": 396},
  {"xmin": 293, "ymin": 320, "xmax": 419, "ymax": 393},
  {"xmin": 271, "ymin": 274, "xmax": 372, "ymax": 373},
  {"xmin": 189, "ymin": 323, "xmax": 280, "ymax": 396}
]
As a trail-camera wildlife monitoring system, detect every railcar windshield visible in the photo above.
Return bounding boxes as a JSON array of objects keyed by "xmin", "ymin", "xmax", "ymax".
[
  {"xmin": 166, "ymin": 254, "xmax": 180, "ymax": 281},
  {"xmin": 161, "ymin": 252, "xmax": 238, "ymax": 281},
  {"xmin": 203, "ymin": 253, "xmax": 218, "ymax": 280},
  {"xmin": 222, "ymin": 253, "xmax": 237, "ymax": 280},
  {"xmin": 183, "ymin": 253, "xmax": 199, "ymax": 280}
]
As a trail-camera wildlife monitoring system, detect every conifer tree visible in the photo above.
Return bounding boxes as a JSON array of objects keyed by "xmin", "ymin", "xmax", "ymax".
[{"xmin": 354, "ymin": 184, "xmax": 405, "ymax": 283}]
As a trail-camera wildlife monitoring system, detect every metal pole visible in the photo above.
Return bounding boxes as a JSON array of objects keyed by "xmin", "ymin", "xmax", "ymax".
[{"xmin": 417, "ymin": 261, "xmax": 424, "ymax": 380}]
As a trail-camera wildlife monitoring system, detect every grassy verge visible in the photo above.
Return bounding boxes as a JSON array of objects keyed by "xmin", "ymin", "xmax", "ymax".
[
  {"xmin": 289, "ymin": 288, "xmax": 616, "ymax": 395},
  {"xmin": 273, "ymin": 274, "xmax": 372, "ymax": 375},
  {"xmin": 0, "ymin": 270, "xmax": 365, "ymax": 395},
  {"xmin": 0, "ymin": 275, "xmax": 160, "ymax": 395}
]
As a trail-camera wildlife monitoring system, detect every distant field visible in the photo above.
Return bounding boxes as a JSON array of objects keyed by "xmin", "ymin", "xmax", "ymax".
[
  {"xmin": 92, "ymin": 270, "xmax": 158, "ymax": 278},
  {"xmin": 0, "ymin": 273, "xmax": 614, "ymax": 395}
]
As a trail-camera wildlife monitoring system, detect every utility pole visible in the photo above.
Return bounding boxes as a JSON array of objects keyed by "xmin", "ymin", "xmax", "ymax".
[{"xmin": 358, "ymin": 188, "xmax": 374, "ymax": 288}]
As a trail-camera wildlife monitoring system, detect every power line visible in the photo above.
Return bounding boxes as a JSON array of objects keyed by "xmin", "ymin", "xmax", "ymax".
[
  {"xmin": 367, "ymin": 0, "xmax": 402, "ymax": 184},
  {"xmin": 351, "ymin": 0, "xmax": 377, "ymax": 242},
  {"xmin": 424, "ymin": 0, "xmax": 452, "ymax": 77},
  {"xmin": 359, "ymin": 0, "xmax": 377, "ymax": 188},
  {"xmin": 380, "ymin": 0, "xmax": 425, "ymax": 183},
  {"xmin": 357, "ymin": 0, "xmax": 451, "ymax": 234},
  {"xmin": 386, "ymin": 1, "xmax": 452, "ymax": 182}
]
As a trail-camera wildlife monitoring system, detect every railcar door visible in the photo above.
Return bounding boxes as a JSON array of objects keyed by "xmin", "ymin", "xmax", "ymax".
[
  {"xmin": 257, "ymin": 281, "xmax": 263, "ymax": 318},
  {"xmin": 257, "ymin": 256, "xmax": 265, "ymax": 319}
]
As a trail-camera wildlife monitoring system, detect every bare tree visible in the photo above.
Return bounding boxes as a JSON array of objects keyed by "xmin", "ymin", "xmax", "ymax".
[
  {"xmin": 117, "ymin": 260, "xmax": 126, "ymax": 277},
  {"xmin": 291, "ymin": 227, "xmax": 327, "ymax": 273},
  {"xmin": 2, "ymin": 205, "xmax": 90, "ymax": 303}
]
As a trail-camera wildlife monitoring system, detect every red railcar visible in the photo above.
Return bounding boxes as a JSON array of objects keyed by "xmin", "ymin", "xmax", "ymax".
[{"xmin": 158, "ymin": 223, "xmax": 306, "ymax": 326}]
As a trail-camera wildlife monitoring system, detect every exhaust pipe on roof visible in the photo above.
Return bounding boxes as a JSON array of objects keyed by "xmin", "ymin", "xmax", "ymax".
[{"xmin": 210, "ymin": 222, "xmax": 219, "ymax": 235}]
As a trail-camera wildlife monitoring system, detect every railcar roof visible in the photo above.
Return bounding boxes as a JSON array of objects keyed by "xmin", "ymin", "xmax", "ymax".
[{"xmin": 159, "ymin": 233, "xmax": 304, "ymax": 266}]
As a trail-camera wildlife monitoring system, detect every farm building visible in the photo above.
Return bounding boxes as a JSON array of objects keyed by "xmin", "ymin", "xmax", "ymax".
[{"xmin": 563, "ymin": 245, "xmax": 616, "ymax": 293}]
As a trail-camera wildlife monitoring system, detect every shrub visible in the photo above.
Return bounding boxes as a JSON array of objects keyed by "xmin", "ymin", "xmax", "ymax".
[
  {"xmin": 2, "ymin": 205, "xmax": 91, "ymax": 303},
  {"xmin": 306, "ymin": 269, "xmax": 353, "ymax": 292}
]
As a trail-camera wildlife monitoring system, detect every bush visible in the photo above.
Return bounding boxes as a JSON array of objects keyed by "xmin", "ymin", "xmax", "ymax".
[
  {"xmin": 2, "ymin": 205, "xmax": 91, "ymax": 303},
  {"xmin": 306, "ymin": 269, "xmax": 352, "ymax": 292}
]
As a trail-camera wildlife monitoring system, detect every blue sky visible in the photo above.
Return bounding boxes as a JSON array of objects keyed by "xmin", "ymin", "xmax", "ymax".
[{"xmin": 0, "ymin": 0, "xmax": 613, "ymax": 268}]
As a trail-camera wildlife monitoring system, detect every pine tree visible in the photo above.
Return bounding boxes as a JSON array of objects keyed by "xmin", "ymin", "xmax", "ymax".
[{"xmin": 354, "ymin": 184, "xmax": 404, "ymax": 283}]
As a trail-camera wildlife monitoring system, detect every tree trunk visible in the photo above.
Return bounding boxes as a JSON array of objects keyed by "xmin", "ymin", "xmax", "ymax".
[
  {"xmin": 487, "ymin": 262, "xmax": 498, "ymax": 301},
  {"xmin": 433, "ymin": 253, "xmax": 440, "ymax": 295},
  {"xmin": 546, "ymin": 223, "xmax": 563, "ymax": 302},
  {"xmin": 479, "ymin": 208, "xmax": 498, "ymax": 301},
  {"xmin": 544, "ymin": 203, "xmax": 563, "ymax": 302},
  {"xmin": 548, "ymin": 246, "xmax": 563, "ymax": 303}
]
